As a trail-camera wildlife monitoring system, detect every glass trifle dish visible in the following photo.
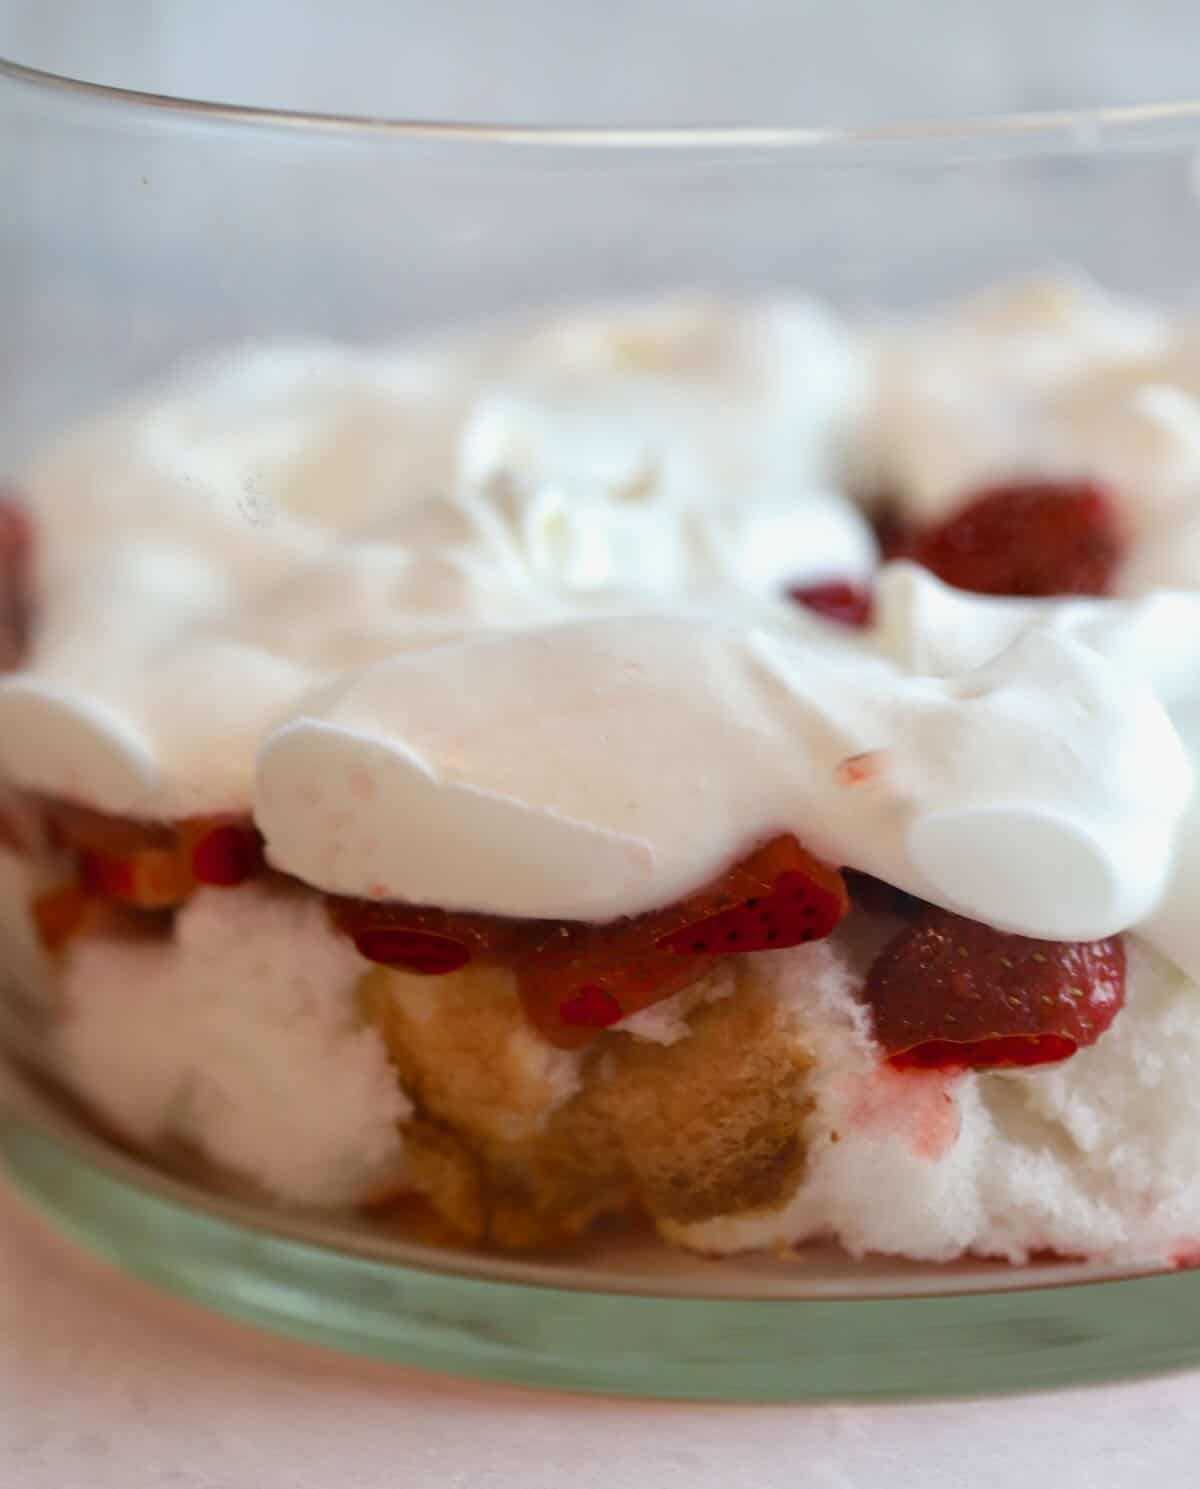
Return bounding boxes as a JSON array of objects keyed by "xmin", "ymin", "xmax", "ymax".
[{"xmin": 6, "ymin": 16, "xmax": 1200, "ymax": 1334}]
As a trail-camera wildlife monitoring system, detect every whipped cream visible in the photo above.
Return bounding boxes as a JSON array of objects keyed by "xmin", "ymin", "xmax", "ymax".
[
  {"xmin": 876, "ymin": 564, "xmax": 1200, "ymax": 979},
  {"xmin": 864, "ymin": 276, "xmax": 1169, "ymax": 522},
  {"xmin": 866, "ymin": 275, "xmax": 1200, "ymax": 596},
  {"xmin": 2, "ymin": 288, "xmax": 1199, "ymax": 967},
  {"xmin": 257, "ymin": 611, "xmax": 1188, "ymax": 940},
  {"xmin": 0, "ymin": 297, "xmax": 869, "ymax": 817}
]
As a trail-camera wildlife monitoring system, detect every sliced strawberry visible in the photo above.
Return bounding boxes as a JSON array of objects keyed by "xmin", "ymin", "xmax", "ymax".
[
  {"xmin": 181, "ymin": 816, "xmax": 264, "ymax": 887},
  {"xmin": 328, "ymin": 836, "xmax": 847, "ymax": 1045},
  {"xmin": 557, "ymin": 984, "xmax": 624, "ymax": 1029},
  {"xmin": 894, "ymin": 1032, "xmax": 1077, "ymax": 1070},
  {"xmin": 353, "ymin": 929, "xmax": 471, "ymax": 974},
  {"xmin": 862, "ymin": 906, "xmax": 1125, "ymax": 1071},
  {"xmin": 789, "ymin": 580, "xmax": 873, "ymax": 628},
  {"xmin": 657, "ymin": 837, "xmax": 848, "ymax": 954},
  {"xmin": 77, "ymin": 844, "xmax": 193, "ymax": 907},
  {"xmin": 517, "ymin": 927, "xmax": 706, "ymax": 1049},
  {"xmin": 327, "ymin": 897, "xmax": 515, "ymax": 973},
  {"xmin": 912, "ymin": 479, "xmax": 1121, "ymax": 597},
  {"xmin": 44, "ymin": 801, "xmax": 263, "ymax": 907},
  {"xmin": 519, "ymin": 835, "xmax": 848, "ymax": 1048}
]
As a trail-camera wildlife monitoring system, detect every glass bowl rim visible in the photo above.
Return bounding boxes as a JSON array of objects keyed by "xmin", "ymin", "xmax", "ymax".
[{"xmin": 6, "ymin": 51, "xmax": 1200, "ymax": 154}]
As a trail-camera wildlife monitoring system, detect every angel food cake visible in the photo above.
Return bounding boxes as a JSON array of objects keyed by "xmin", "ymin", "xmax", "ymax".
[{"xmin": 2, "ymin": 277, "xmax": 1200, "ymax": 1264}]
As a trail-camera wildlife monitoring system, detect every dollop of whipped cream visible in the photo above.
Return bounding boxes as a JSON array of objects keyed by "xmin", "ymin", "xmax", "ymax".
[
  {"xmin": 864, "ymin": 274, "xmax": 1200, "ymax": 594},
  {"xmin": 2, "ymin": 290, "xmax": 1198, "ymax": 966},
  {"xmin": 257, "ymin": 610, "xmax": 1189, "ymax": 940},
  {"xmin": 0, "ymin": 296, "xmax": 871, "ymax": 817},
  {"xmin": 876, "ymin": 564, "xmax": 1200, "ymax": 978}
]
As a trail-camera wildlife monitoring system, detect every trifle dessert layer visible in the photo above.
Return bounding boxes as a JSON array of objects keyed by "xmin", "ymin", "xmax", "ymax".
[{"xmin": 2, "ymin": 278, "xmax": 1200, "ymax": 1265}]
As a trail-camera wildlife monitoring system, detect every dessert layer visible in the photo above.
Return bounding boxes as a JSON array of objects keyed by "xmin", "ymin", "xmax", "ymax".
[
  {"xmin": 1, "ymin": 284, "xmax": 1199, "ymax": 966},
  {"xmin": 5, "ymin": 271, "xmax": 1200, "ymax": 1263},
  {"xmin": 33, "ymin": 873, "xmax": 1200, "ymax": 1267}
]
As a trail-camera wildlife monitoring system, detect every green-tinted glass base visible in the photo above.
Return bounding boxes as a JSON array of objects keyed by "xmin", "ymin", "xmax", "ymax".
[{"xmin": 4, "ymin": 1060, "xmax": 1200, "ymax": 1401}]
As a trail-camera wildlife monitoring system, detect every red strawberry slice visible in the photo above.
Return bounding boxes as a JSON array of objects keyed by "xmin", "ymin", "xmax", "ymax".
[
  {"xmin": 329, "ymin": 836, "xmax": 847, "ymax": 1046},
  {"xmin": 657, "ymin": 834, "xmax": 849, "ymax": 955},
  {"xmin": 517, "ymin": 931, "xmax": 706, "ymax": 1049},
  {"xmin": 183, "ymin": 817, "xmax": 264, "ymax": 887},
  {"xmin": 862, "ymin": 906, "xmax": 1125, "ymax": 1071},
  {"xmin": 77, "ymin": 844, "xmax": 191, "ymax": 908},
  {"xmin": 658, "ymin": 871, "xmax": 846, "ymax": 954},
  {"xmin": 558, "ymin": 984, "xmax": 624, "ymax": 1028},
  {"xmin": 327, "ymin": 896, "xmax": 514, "ymax": 973},
  {"xmin": 789, "ymin": 580, "xmax": 873, "ymax": 627},
  {"xmin": 912, "ymin": 479, "xmax": 1121, "ymax": 597},
  {"xmin": 519, "ymin": 835, "xmax": 849, "ymax": 1047},
  {"xmin": 44, "ymin": 802, "xmax": 264, "ymax": 907},
  {"xmin": 894, "ymin": 1033, "xmax": 1078, "ymax": 1070},
  {"xmin": 352, "ymin": 928, "xmax": 472, "ymax": 975}
]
